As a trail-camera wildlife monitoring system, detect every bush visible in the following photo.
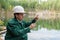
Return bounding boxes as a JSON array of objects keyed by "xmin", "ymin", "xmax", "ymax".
[
  {"xmin": 0, "ymin": 20, "xmax": 4, "ymax": 26},
  {"xmin": 0, "ymin": 27, "xmax": 4, "ymax": 31}
]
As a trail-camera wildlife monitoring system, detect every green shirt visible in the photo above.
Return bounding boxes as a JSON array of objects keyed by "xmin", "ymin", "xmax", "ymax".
[{"xmin": 5, "ymin": 18, "xmax": 36, "ymax": 40}]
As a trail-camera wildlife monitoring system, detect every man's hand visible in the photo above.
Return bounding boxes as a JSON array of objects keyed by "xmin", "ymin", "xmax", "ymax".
[
  {"xmin": 34, "ymin": 15, "xmax": 39, "ymax": 20},
  {"xmin": 29, "ymin": 23, "xmax": 36, "ymax": 29}
]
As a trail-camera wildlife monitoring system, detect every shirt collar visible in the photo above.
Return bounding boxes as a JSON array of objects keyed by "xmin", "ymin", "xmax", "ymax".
[{"xmin": 17, "ymin": 20, "xmax": 22, "ymax": 23}]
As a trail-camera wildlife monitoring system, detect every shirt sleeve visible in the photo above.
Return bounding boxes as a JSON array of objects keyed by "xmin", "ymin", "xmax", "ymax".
[
  {"xmin": 7, "ymin": 22, "xmax": 30, "ymax": 37},
  {"xmin": 25, "ymin": 19, "xmax": 36, "ymax": 27}
]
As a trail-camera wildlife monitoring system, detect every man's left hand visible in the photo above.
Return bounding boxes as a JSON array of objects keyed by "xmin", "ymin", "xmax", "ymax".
[{"xmin": 34, "ymin": 15, "xmax": 39, "ymax": 20}]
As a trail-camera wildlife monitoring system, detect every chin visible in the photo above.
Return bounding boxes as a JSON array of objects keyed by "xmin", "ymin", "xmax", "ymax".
[{"xmin": 19, "ymin": 19, "xmax": 23, "ymax": 21}]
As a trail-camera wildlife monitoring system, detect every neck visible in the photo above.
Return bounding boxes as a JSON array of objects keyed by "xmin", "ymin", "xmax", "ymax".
[{"xmin": 17, "ymin": 18, "xmax": 22, "ymax": 21}]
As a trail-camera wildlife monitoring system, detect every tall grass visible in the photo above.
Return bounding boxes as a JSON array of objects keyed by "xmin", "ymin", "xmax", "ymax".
[{"xmin": 36, "ymin": 18, "xmax": 60, "ymax": 30}]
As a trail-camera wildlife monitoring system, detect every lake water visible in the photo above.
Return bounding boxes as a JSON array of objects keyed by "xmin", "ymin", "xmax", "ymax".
[
  {"xmin": 1, "ymin": 27, "xmax": 60, "ymax": 40},
  {"xmin": 28, "ymin": 28, "xmax": 60, "ymax": 40}
]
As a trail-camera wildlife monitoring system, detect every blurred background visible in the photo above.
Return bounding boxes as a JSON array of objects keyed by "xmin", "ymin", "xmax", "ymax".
[{"xmin": 0, "ymin": 0, "xmax": 60, "ymax": 40}]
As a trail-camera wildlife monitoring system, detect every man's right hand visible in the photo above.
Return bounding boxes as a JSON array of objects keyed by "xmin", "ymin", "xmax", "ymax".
[{"xmin": 29, "ymin": 23, "xmax": 36, "ymax": 29}]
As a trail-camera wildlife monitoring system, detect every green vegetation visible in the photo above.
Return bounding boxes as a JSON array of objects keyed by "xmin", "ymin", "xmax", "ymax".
[
  {"xmin": 0, "ymin": 20, "xmax": 4, "ymax": 26},
  {"xmin": 36, "ymin": 19, "xmax": 60, "ymax": 30},
  {"xmin": 0, "ymin": 0, "xmax": 60, "ymax": 30}
]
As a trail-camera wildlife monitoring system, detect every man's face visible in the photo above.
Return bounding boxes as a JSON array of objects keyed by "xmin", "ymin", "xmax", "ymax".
[{"xmin": 16, "ymin": 13, "xmax": 24, "ymax": 21}]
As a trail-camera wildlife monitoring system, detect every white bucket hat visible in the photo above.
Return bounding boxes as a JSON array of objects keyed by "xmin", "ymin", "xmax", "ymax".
[{"xmin": 13, "ymin": 6, "xmax": 25, "ymax": 14}]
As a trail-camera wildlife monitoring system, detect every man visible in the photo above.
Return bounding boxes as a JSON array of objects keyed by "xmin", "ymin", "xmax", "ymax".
[{"xmin": 5, "ymin": 6, "xmax": 38, "ymax": 40}]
